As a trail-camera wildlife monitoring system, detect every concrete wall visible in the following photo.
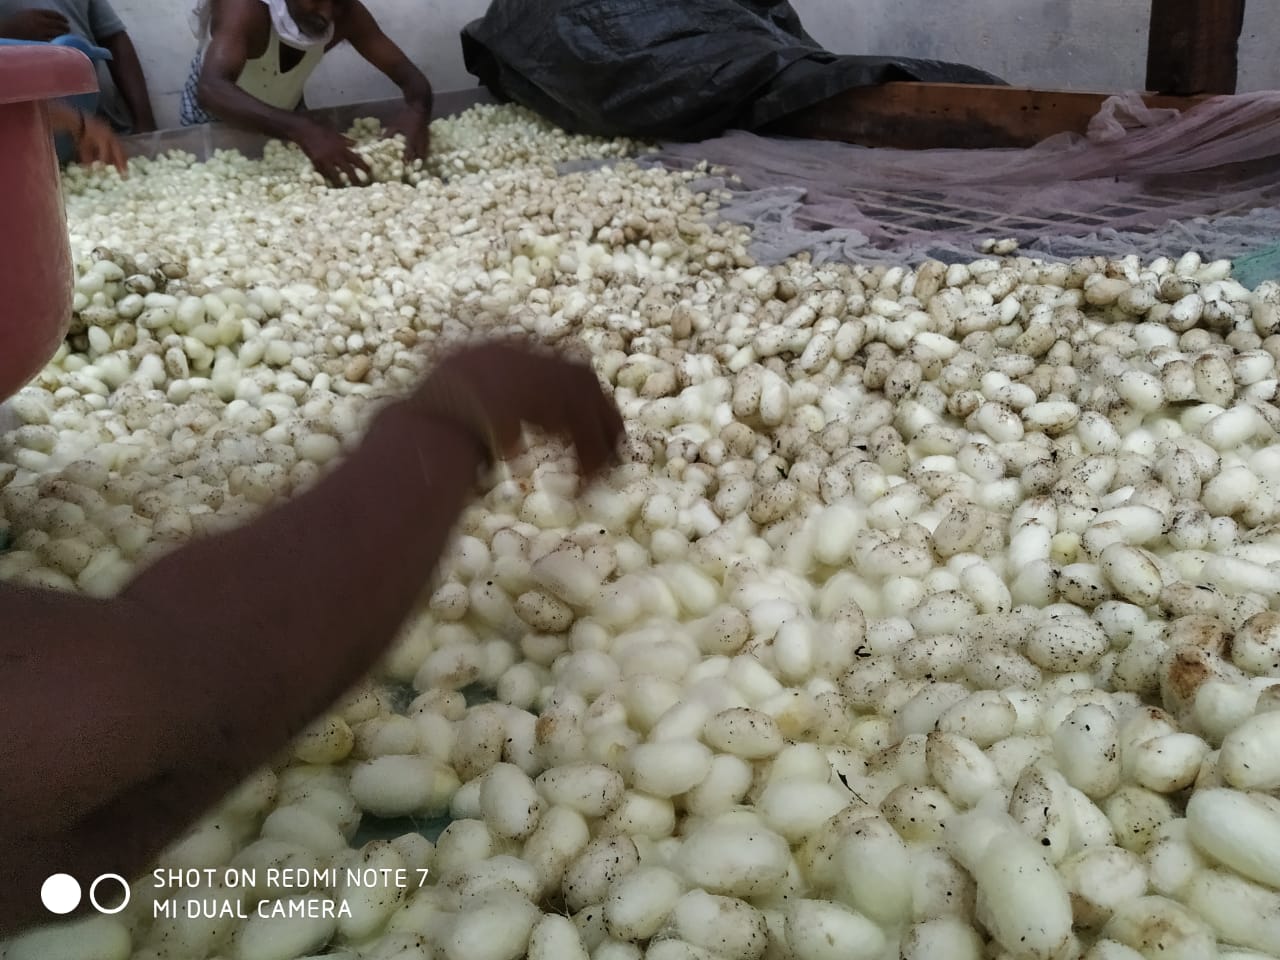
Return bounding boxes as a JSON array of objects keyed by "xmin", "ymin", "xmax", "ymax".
[
  {"xmin": 110, "ymin": 0, "xmax": 1280, "ymax": 131},
  {"xmin": 795, "ymin": 0, "xmax": 1277, "ymax": 96}
]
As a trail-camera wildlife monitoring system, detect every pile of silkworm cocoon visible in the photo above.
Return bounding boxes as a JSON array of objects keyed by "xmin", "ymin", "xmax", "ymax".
[{"xmin": 3, "ymin": 102, "xmax": 1280, "ymax": 960}]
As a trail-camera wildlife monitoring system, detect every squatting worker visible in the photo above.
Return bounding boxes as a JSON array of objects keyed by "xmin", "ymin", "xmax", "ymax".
[
  {"xmin": 0, "ymin": 0, "xmax": 156, "ymax": 133},
  {"xmin": 182, "ymin": 0, "xmax": 432, "ymax": 185},
  {"xmin": 0, "ymin": 338, "xmax": 625, "ymax": 937}
]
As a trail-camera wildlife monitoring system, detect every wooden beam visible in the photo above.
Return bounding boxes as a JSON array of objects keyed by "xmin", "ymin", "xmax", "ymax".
[
  {"xmin": 762, "ymin": 82, "xmax": 1209, "ymax": 150},
  {"xmin": 1146, "ymin": 0, "xmax": 1245, "ymax": 95}
]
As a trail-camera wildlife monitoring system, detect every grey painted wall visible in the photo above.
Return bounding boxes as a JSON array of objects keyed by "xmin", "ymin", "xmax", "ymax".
[
  {"xmin": 108, "ymin": 0, "xmax": 1280, "ymax": 131},
  {"xmin": 795, "ymin": 0, "xmax": 1276, "ymax": 95}
]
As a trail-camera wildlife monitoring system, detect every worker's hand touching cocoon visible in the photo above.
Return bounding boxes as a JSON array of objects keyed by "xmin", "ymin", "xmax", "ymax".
[
  {"xmin": 46, "ymin": 101, "xmax": 127, "ymax": 173},
  {"xmin": 0, "ymin": 338, "xmax": 624, "ymax": 939},
  {"xmin": 416, "ymin": 339, "xmax": 626, "ymax": 471},
  {"xmin": 185, "ymin": 0, "xmax": 435, "ymax": 186},
  {"xmin": 291, "ymin": 118, "xmax": 370, "ymax": 186},
  {"xmin": 385, "ymin": 101, "xmax": 430, "ymax": 163}
]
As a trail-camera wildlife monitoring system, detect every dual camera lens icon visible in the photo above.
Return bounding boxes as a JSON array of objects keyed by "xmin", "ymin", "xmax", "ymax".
[{"xmin": 40, "ymin": 874, "xmax": 130, "ymax": 916}]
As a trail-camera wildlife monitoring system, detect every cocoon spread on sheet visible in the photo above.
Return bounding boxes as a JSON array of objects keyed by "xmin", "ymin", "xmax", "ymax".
[{"xmin": 3, "ymin": 104, "xmax": 1280, "ymax": 960}]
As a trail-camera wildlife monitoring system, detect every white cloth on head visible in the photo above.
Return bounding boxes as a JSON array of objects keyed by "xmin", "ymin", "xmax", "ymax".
[
  {"xmin": 189, "ymin": 0, "xmax": 333, "ymax": 48},
  {"xmin": 260, "ymin": 0, "xmax": 333, "ymax": 48}
]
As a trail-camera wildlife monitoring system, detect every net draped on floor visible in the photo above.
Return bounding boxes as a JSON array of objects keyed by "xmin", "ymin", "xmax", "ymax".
[{"xmin": 647, "ymin": 91, "xmax": 1280, "ymax": 266}]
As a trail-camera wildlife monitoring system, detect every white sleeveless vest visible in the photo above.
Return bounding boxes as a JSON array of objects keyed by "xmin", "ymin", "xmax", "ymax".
[
  {"xmin": 234, "ymin": 29, "xmax": 325, "ymax": 112},
  {"xmin": 180, "ymin": 27, "xmax": 326, "ymax": 125}
]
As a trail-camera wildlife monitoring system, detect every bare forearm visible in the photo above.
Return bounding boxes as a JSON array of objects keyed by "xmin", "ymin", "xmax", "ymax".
[
  {"xmin": 103, "ymin": 33, "xmax": 155, "ymax": 131},
  {"xmin": 390, "ymin": 60, "xmax": 431, "ymax": 112},
  {"xmin": 0, "ymin": 399, "xmax": 478, "ymax": 936},
  {"xmin": 197, "ymin": 76, "xmax": 308, "ymax": 142},
  {"xmin": 0, "ymin": 400, "xmax": 481, "ymax": 836},
  {"xmin": 0, "ymin": 398, "xmax": 481, "ymax": 935},
  {"xmin": 124, "ymin": 401, "xmax": 483, "ymax": 776},
  {"xmin": 0, "ymin": 338, "xmax": 620, "ymax": 940},
  {"xmin": 345, "ymin": 3, "xmax": 431, "ymax": 113}
]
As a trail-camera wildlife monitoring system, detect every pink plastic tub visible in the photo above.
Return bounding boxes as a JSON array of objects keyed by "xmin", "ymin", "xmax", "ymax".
[{"xmin": 0, "ymin": 45, "xmax": 97, "ymax": 402}]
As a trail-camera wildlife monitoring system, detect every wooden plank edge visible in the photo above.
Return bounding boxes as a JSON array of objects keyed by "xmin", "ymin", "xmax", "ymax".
[{"xmin": 762, "ymin": 82, "xmax": 1213, "ymax": 150}]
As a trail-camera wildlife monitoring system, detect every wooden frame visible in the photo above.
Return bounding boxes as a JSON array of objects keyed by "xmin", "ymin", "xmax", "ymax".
[
  {"xmin": 765, "ymin": 0, "xmax": 1244, "ymax": 150},
  {"xmin": 765, "ymin": 83, "xmax": 1210, "ymax": 150}
]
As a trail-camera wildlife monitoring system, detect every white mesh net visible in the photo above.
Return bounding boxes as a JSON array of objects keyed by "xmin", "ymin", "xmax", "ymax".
[{"xmin": 650, "ymin": 91, "xmax": 1280, "ymax": 266}]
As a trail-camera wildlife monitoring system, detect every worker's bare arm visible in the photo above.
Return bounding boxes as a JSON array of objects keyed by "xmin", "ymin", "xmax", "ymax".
[
  {"xmin": 197, "ymin": 0, "xmax": 308, "ymax": 142},
  {"xmin": 198, "ymin": 0, "xmax": 368, "ymax": 183},
  {"xmin": 0, "ymin": 410, "xmax": 482, "ymax": 937},
  {"xmin": 0, "ymin": 403, "xmax": 485, "ymax": 813},
  {"xmin": 343, "ymin": 1, "xmax": 432, "ymax": 112},
  {"xmin": 0, "ymin": 342, "xmax": 623, "ymax": 940},
  {"xmin": 342, "ymin": 1, "xmax": 432, "ymax": 158}
]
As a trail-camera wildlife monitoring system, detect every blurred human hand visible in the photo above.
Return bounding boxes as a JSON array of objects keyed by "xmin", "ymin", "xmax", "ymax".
[{"xmin": 414, "ymin": 338, "xmax": 626, "ymax": 477}]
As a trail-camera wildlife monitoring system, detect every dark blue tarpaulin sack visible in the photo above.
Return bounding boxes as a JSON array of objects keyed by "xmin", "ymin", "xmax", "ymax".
[{"xmin": 461, "ymin": 0, "xmax": 1003, "ymax": 142}]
